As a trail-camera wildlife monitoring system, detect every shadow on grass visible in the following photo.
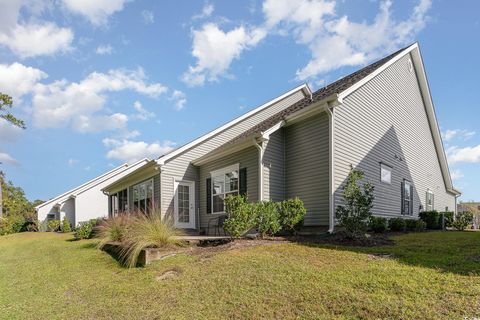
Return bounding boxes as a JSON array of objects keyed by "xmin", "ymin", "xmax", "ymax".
[{"xmin": 293, "ymin": 231, "xmax": 480, "ymax": 276}]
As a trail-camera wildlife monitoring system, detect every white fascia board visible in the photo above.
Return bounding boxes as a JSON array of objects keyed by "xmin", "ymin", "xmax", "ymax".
[
  {"xmin": 35, "ymin": 158, "xmax": 149, "ymax": 210},
  {"xmin": 101, "ymin": 160, "xmax": 159, "ymax": 193},
  {"xmin": 156, "ymin": 84, "xmax": 311, "ymax": 165},
  {"xmin": 261, "ymin": 121, "xmax": 285, "ymax": 140}
]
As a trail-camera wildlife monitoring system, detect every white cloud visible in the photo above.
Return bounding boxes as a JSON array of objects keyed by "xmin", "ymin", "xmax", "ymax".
[
  {"xmin": 0, "ymin": 152, "xmax": 19, "ymax": 166},
  {"xmin": 0, "ymin": 62, "xmax": 47, "ymax": 100},
  {"xmin": 132, "ymin": 101, "xmax": 155, "ymax": 120},
  {"xmin": 141, "ymin": 10, "xmax": 154, "ymax": 24},
  {"xmin": 103, "ymin": 138, "xmax": 176, "ymax": 163},
  {"xmin": 0, "ymin": 119, "xmax": 23, "ymax": 143},
  {"xmin": 68, "ymin": 158, "xmax": 79, "ymax": 166},
  {"xmin": 182, "ymin": 23, "xmax": 266, "ymax": 86},
  {"xmin": 95, "ymin": 44, "xmax": 114, "ymax": 55},
  {"xmin": 62, "ymin": 0, "xmax": 131, "ymax": 26},
  {"xmin": 74, "ymin": 113, "xmax": 129, "ymax": 133},
  {"xmin": 442, "ymin": 129, "xmax": 475, "ymax": 142},
  {"xmin": 450, "ymin": 169, "xmax": 464, "ymax": 181},
  {"xmin": 192, "ymin": 2, "xmax": 215, "ymax": 20},
  {"xmin": 447, "ymin": 145, "xmax": 480, "ymax": 164},
  {"xmin": 0, "ymin": 1, "xmax": 73, "ymax": 58},
  {"xmin": 169, "ymin": 90, "xmax": 187, "ymax": 110}
]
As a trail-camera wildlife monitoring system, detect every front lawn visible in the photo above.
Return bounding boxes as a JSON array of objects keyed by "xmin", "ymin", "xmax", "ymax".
[{"xmin": 1, "ymin": 231, "xmax": 479, "ymax": 319}]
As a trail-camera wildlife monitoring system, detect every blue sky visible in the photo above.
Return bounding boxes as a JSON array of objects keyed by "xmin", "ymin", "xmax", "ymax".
[{"xmin": 0, "ymin": 0, "xmax": 478, "ymax": 202}]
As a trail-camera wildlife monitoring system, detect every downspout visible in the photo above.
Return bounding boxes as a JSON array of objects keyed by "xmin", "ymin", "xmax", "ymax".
[
  {"xmin": 326, "ymin": 106, "xmax": 335, "ymax": 233},
  {"xmin": 253, "ymin": 137, "xmax": 265, "ymax": 202}
]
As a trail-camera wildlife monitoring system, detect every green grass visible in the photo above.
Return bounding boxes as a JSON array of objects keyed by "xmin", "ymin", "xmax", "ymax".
[{"xmin": 1, "ymin": 231, "xmax": 480, "ymax": 319}]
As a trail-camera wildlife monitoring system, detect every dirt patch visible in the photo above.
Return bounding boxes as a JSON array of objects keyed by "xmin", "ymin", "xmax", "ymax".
[
  {"xmin": 190, "ymin": 238, "xmax": 288, "ymax": 256},
  {"xmin": 155, "ymin": 267, "xmax": 183, "ymax": 281},
  {"xmin": 291, "ymin": 231, "xmax": 395, "ymax": 247}
]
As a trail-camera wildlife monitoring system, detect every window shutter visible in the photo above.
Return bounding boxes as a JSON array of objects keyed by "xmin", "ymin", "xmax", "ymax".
[
  {"xmin": 401, "ymin": 181, "xmax": 405, "ymax": 215},
  {"xmin": 206, "ymin": 177, "xmax": 212, "ymax": 214},
  {"xmin": 409, "ymin": 184, "xmax": 414, "ymax": 216},
  {"xmin": 239, "ymin": 168, "xmax": 247, "ymax": 196}
]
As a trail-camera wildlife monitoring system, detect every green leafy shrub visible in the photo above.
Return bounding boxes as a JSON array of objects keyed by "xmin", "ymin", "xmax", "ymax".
[
  {"xmin": 439, "ymin": 211, "xmax": 454, "ymax": 228},
  {"xmin": 47, "ymin": 219, "xmax": 60, "ymax": 232},
  {"xmin": 256, "ymin": 201, "xmax": 281, "ymax": 238},
  {"xmin": 335, "ymin": 166, "xmax": 375, "ymax": 238},
  {"xmin": 389, "ymin": 218, "xmax": 406, "ymax": 232},
  {"xmin": 0, "ymin": 215, "xmax": 26, "ymax": 235},
  {"xmin": 119, "ymin": 211, "xmax": 184, "ymax": 268},
  {"xmin": 452, "ymin": 211, "xmax": 474, "ymax": 231},
  {"xmin": 369, "ymin": 216, "xmax": 387, "ymax": 233},
  {"xmin": 279, "ymin": 198, "xmax": 306, "ymax": 234},
  {"xmin": 419, "ymin": 211, "xmax": 440, "ymax": 229},
  {"xmin": 96, "ymin": 215, "xmax": 131, "ymax": 249},
  {"xmin": 74, "ymin": 219, "xmax": 99, "ymax": 240},
  {"xmin": 223, "ymin": 195, "xmax": 257, "ymax": 238},
  {"xmin": 61, "ymin": 217, "xmax": 71, "ymax": 233},
  {"xmin": 405, "ymin": 219, "xmax": 426, "ymax": 232}
]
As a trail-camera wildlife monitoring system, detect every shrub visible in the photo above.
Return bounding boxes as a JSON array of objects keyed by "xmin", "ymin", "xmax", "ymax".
[
  {"xmin": 452, "ymin": 211, "xmax": 474, "ymax": 231},
  {"xmin": 256, "ymin": 201, "xmax": 282, "ymax": 238},
  {"xmin": 119, "ymin": 212, "xmax": 184, "ymax": 268},
  {"xmin": 335, "ymin": 166, "xmax": 375, "ymax": 238},
  {"xmin": 96, "ymin": 215, "xmax": 131, "ymax": 249},
  {"xmin": 405, "ymin": 219, "xmax": 426, "ymax": 232},
  {"xmin": 369, "ymin": 216, "xmax": 388, "ymax": 233},
  {"xmin": 439, "ymin": 211, "xmax": 454, "ymax": 228},
  {"xmin": 61, "ymin": 217, "xmax": 71, "ymax": 233},
  {"xmin": 279, "ymin": 198, "xmax": 306, "ymax": 234},
  {"xmin": 389, "ymin": 218, "xmax": 406, "ymax": 232},
  {"xmin": 223, "ymin": 195, "xmax": 257, "ymax": 238},
  {"xmin": 419, "ymin": 211, "xmax": 440, "ymax": 229},
  {"xmin": 0, "ymin": 215, "xmax": 26, "ymax": 235},
  {"xmin": 74, "ymin": 219, "xmax": 99, "ymax": 240},
  {"xmin": 47, "ymin": 219, "xmax": 60, "ymax": 232}
]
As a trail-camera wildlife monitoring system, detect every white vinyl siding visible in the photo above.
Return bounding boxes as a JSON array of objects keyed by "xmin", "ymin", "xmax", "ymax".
[{"xmin": 333, "ymin": 53, "xmax": 456, "ymax": 219}]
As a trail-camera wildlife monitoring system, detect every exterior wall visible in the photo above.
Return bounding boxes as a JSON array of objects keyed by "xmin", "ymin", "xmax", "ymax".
[
  {"xmin": 198, "ymin": 146, "xmax": 258, "ymax": 229},
  {"xmin": 284, "ymin": 112, "xmax": 330, "ymax": 226},
  {"xmin": 333, "ymin": 53, "xmax": 456, "ymax": 219},
  {"xmin": 161, "ymin": 90, "xmax": 306, "ymax": 224},
  {"xmin": 263, "ymin": 129, "xmax": 285, "ymax": 202}
]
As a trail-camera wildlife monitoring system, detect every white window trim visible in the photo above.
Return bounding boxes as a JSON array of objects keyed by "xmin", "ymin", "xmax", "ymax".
[
  {"xmin": 380, "ymin": 163, "xmax": 392, "ymax": 184},
  {"xmin": 426, "ymin": 189, "xmax": 434, "ymax": 211},
  {"xmin": 132, "ymin": 179, "xmax": 154, "ymax": 212},
  {"xmin": 403, "ymin": 180, "xmax": 413, "ymax": 216},
  {"xmin": 210, "ymin": 163, "xmax": 240, "ymax": 214}
]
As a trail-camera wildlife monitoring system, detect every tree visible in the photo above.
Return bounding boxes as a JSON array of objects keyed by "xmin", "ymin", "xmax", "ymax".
[
  {"xmin": 335, "ymin": 166, "xmax": 375, "ymax": 238},
  {"xmin": 0, "ymin": 93, "xmax": 25, "ymax": 129},
  {"xmin": 1, "ymin": 174, "xmax": 36, "ymax": 220}
]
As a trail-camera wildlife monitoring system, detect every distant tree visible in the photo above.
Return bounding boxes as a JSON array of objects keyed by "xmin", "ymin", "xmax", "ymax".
[
  {"xmin": 1, "ymin": 172, "xmax": 37, "ymax": 220},
  {"xmin": 0, "ymin": 93, "xmax": 25, "ymax": 128}
]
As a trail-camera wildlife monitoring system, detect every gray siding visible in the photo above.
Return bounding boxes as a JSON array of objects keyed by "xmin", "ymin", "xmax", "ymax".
[
  {"xmin": 161, "ymin": 90, "xmax": 306, "ymax": 225},
  {"xmin": 198, "ymin": 146, "xmax": 258, "ymax": 229},
  {"xmin": 334, "ymin": 53, "xmax": 456, "ymax": 219},
  {"xmin": 285, "ymin": 112, "xmax": 330, "ymax": 226},
  {"xmin": 263, "ymin": 129, "xmax": 285, "ymax": 202}
]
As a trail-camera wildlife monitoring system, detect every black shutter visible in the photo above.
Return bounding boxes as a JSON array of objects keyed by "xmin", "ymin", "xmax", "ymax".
[
  {"xmin": 206, "ymin": 178, "xmax": 212, "ymax": 214},
  {"xmin": 401, "ymin": 181, "xmax": 405, "ymax": 215},
  {"xmin": 239, "ymin": 168, "xmax": 247, "ymax": 197},
  {"xmin": 409, "ymin": 184, "xmax": 414, "ymax": 216}
]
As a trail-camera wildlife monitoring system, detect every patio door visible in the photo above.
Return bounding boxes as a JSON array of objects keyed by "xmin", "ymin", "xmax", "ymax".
[{"xmin": 174, "ymin": 180, "xmax": 195, "ymax": 229}]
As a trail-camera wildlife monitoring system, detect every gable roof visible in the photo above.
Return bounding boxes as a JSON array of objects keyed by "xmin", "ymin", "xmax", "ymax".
[{"xmin": 35, "ymin": 158, "xmax": 150, "ymax": 210}]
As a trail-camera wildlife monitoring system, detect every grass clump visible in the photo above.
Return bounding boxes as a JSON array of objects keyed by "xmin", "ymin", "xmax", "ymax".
[{"xmin": 96, "ymin": 215, "xmax": 131, "ymax": 249}]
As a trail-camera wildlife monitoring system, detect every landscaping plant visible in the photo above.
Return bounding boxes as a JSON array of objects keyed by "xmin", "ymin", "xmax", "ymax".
[
  {"xmin": 61, "ymin": 217, "xmax": 71, "ymax": 233},
  {"xmin": 224, "ymin": 195, "xmax": 257, "ymax": 238},
  {"xmin": 405, "ymin": 219, "xmax": 426, "ymax": 232},
  {"xmin": 452, "ymin": 211, "xmax": 474, "ymax": 231},
  {"xmin": 96, "ymin": 215, "xmax": 131, "ymax": 249},
  {"xmin": 439, "ymin": 211, "xmax": 454, "ymax": 228},
  {"xmin": 119, "ymin": 210, "xmax": 184, "ymax": 268},
  {"xmin": 74, "ymin": 219, "xmax": 99, "ymax": 240},
  {"xmin": 0, "ymin": 215, "xmax": 25, "ymax": 235},
  {"xmin": 388, "ymin": 218, "xmax": 406, "ymax": 232},
  {"xmin": 256, "ymin": 201, "xmax": 282, "ymax": 238},
  {"xmin": 419, "ymin": 210, "xmax": 440, "ymax": 229},
  {"xmin": 335, "ymin": 166, "xmax": 375, "ymax": 238},
  {"xmin": 369, "ymin": 216, "xmax": 388, "ymax": 233},
  {"xmin": 279, "ymin": 198, "xmax": 306, "ymax": 234},
  {"xmin": 47, "ymin": 219, "xmax": 60, "ymax": 232}
]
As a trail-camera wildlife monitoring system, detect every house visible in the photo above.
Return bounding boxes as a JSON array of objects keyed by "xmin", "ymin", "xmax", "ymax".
[
  {"xmin": 102, "ymin": 43, "xmax": 460, "ymax": 234},
  {"xmin": 36, "ymin": 158, "xmax": 150, "ymax": 226}
]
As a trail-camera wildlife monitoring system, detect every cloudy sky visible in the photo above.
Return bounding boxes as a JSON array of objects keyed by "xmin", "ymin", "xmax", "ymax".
[{"xmin": 0, "ymin": 0, "xmax": 478, "ymax": 202}]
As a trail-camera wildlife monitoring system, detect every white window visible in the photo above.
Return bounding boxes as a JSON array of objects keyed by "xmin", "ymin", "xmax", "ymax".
[
  {"xmin": 380, "ymin": 163, "xmax": 392, "ymax": 184},
  {"xmin": 132, "ymin": 179, "xmax": 154, "ymax": 214},
  {"xmin": 210, "ymin": 164, "xmax": 239, "ymax": 213},
  {"xmin": 426, "ymin": 190, "xmax": 434, "ymax": 211},
  {"xmin": 402, "ymin": 180, "xmax": 413, "ymax": 216}
]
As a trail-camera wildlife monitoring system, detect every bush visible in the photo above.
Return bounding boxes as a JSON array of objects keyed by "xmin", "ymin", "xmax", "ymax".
[
  {"xmin": 279, "ymin": 198, "xmax": 306, "ymax": 234},
  {"xmin": 96, "ymin": 215, "xmax": 131, "ymax": 249},
  {"xmin": 452, "ymin": 211, "xmax": 474, "ymax": 231},
  {"xmin": 335, "ymin": 166, "xmax": 375, "ymax": 238},
  {"xmin": 61, "ymin": 217, "xmax": 71, "ymax": 233},
  {"xmin": 369, "ymin": 216, "xmax": 387, "ymax": 233},
  {"xmin": 256, "ymin": 201, "xmax": 281, "ymax": 238},
  {"xmin": 0, "ymin": 215, "xmax": 26, "ymax": 235},
  {"xmin": 223, "ymin": 195, "xmax": 257, "ymax": 238},
  {"xmin": 439, "ymin": 211, "xmax": 454, "ymax": 228},
  {"xmin": 419, "ymin": 211, "xmax": 440, "ymax": 230},
  {"xmin": 405, "ymin": 219, "xmax": 426, "ymax": 232},
  {"xmin": 119, "ymin": 211, "xmax": 184, "ymax": 268},
  {"xmin": 74, "ymin": 219, "xmax": 99, "ymax": 240},
  {"xmin": 389, "ymin": 218, "xmax": 406, "ymax": 232},
  {"xmin": 47, "ymin": 219, "xmax": 60, "ymax": 232}
]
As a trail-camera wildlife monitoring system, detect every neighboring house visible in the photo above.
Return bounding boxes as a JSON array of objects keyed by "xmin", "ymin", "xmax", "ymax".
[
  {"xmin": 36, "ymin": 159, "xmax": 150, "ymax": 226},
  {"xmin": 457, "ymin": 202, "xmax": 480, "ymax": 229},
  {"xmin": 102, "ymin": 43, "xmax": 460, "ymax": 234}
]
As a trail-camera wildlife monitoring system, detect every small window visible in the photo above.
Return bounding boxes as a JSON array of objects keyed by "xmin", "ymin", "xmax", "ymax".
[
  {"xmin": 426, "ymin": 190, "xmax": 434, "ymax": 211},
  {"xmin": 402, "ymin": 180, "xmax": 413, "ymax": 216},
  {"xmin": 209, "ymin": 164, "xmax": 239, "ymax": 214},
  {"xmin": 380, "ymin": 163, "xmax": 392, "ymax": 184}
]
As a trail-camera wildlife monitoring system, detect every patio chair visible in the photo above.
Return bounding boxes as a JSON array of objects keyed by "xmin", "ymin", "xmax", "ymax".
[{"xmin": 206, "ymin": 215, "xmax": 227, "ymax": 236}]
